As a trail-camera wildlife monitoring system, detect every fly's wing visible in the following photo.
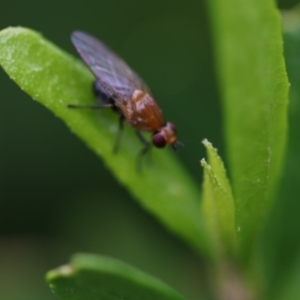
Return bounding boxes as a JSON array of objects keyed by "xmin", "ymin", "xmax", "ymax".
[{"xmin": 71, "ymin": 31, "xmax": 149, "ymax": 100}]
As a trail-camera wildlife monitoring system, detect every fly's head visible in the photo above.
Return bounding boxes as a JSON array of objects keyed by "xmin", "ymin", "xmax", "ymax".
[{"xmin": 152, "ymin": 122, "xmax": 183, "ymax": 151}]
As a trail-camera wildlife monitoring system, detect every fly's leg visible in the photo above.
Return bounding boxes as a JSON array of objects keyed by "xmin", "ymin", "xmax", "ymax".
[
  {"xmin": 93, "ymin": 81, "xmax": 115, "ymax": 106},
  {"xmin": 67, "ymin": 103, "xmax": 112, "ymax": 109},
  {"xmin": 68, "ymin": 81, "xmax": 115, "ymax": 109},
  {"xmin": 136, "ymin": 131, "xmax": 151, "ymax": 148},
  {"xmin": 69, "ymin": 101, "xmax": 124, "ymax": 154},
  {"xmin": 136, "ymin": 131, "xmax": 151, "ymax": 172},
  {"xmin": 113, "ymin": 115, "xmax": 125, "ymax": 154},
  {"xmin": 172, "ymin": 140, "xmax": 184, "ymax": 153}
]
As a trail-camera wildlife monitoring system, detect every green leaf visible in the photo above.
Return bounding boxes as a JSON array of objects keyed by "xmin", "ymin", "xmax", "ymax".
[
  {"xmin": 272, "ymin": 253, "xmax": 300, "ymax": 300},
  {"xmin": 46, "ymin": 253, "xmax": 186, "ymax": 300},
  {"xmin": 0, "ymin": 27, "xmax": 211, "ymax": 256},
  {"xmin": 207, "ymin": 0, "xmax": 289, "ymax": 262},
  {"xmin": 201, "ymin": 139, "xmax": 236, "ymax": 260},
  {"xmin": 262, "ymin": 5, "xmax": 300, "ymax": 297}
]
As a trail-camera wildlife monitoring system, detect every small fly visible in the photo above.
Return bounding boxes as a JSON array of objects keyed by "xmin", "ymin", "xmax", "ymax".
[{"xmin": 69, "ymin": 31, "xmax": 183, "ymax": 156}]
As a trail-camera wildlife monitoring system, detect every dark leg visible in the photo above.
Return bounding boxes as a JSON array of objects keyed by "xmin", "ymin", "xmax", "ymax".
[
  {"xmin": 171, "ymin": 140, "xmax": 185, "ymax": 153},
  {"xmin": 93, "ymin": 81, "xmax": 113, "ymax": 105},
  {"xmin": 67, "ymin": 103, "xmax": 112, "ymax": 109},
  {"xmin": 136, "ymin": 131, "xmax": 151, "ymax": 172},
  {"xmin": 113, "ymin": 115, "xmax": 125, "ymax": 154},
  {"xmin": 136, "ymin": 131, "xmax": 150, "ymax": 148}
]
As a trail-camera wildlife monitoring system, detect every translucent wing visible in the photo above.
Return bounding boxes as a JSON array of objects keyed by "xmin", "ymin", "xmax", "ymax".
[{"xmin": 71, "ymin": 31, "xmax": 149, "ymax": 100}]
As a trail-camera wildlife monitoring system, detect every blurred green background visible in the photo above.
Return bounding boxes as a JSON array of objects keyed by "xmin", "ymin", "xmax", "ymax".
[{"xmin": 0, "ymin": 0, "xmax": 298, "ymax": 299}]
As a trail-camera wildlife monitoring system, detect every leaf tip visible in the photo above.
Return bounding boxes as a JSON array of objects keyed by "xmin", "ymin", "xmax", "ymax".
[
  {"xmin": 45, "ymin": 264, "xmax": 74, "ymax": 282},
  {"xmin": 202, "ymin": 138, "xmax": 210, "ymax": 147},
  {"xmin": 202, "ymin": 138, "xmax": 218, "ymax": 153},
  {"xmin": 200, "ymin": 158, "xmax": 211, "ymax": 169}
]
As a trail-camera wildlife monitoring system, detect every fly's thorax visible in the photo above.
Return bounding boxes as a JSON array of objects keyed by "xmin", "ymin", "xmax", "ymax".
[
  {"xmin": 132, "ymin": 89, "xmax": 146, "ymax": 101},
  {"xmin": 152, "ymin": 122, "xmax": 177, "ymax": 148},
  {"xmin": 130, "ymin": 90, "xmax": 149, "ymax": 118},
  {"xmin": 120, "ymin": 89, "xmax": 164, "ymax": 131},
  {"xmin": 122, "ymin": 89, "xmax": 147, "ymax": 123}
]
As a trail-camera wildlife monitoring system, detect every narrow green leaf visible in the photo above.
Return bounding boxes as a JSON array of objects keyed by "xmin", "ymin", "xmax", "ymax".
[
  {"xmin": 201, "ymin": 139, "xmax": 236, "ymax": 260},
  {"xmin": 263, "ymin": 5, "xmax": 300, "ymax": 296},
  {"xmin": 272, "ymin": 253, "xmax": 300, "ymax": 300},
  {"xmin": 207, "ymin": 0, "xmax": 289, "ymax": 261},
  {"xmin": 46, "ymin": 253, "xmax": 186, "ymax": 300},
  {"xmin": 0, "ymin": 27, "xmax": 211, "ymax": 256}
]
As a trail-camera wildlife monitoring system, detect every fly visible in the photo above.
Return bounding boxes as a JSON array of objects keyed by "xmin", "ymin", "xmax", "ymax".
[{"xmin": 68, "ymin": 31, "xmax": 183, "ymax": 156}]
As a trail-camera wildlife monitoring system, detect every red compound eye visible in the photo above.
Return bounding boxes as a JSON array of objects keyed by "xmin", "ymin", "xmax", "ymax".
[{"xmin": 152, "ymin": 133, "xmax": 166, "ymax": 148}]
